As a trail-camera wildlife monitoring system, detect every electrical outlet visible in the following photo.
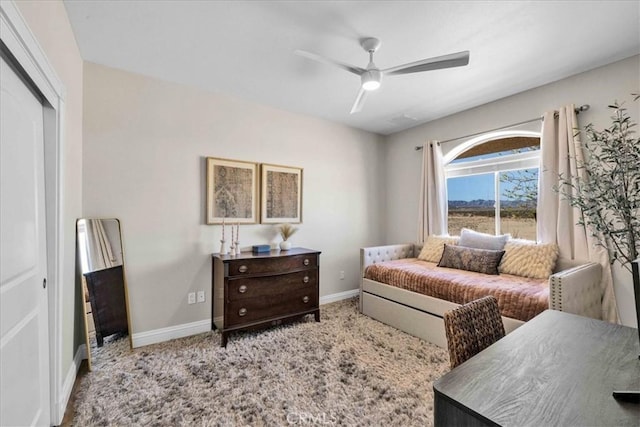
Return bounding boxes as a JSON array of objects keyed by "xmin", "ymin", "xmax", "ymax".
[
  {"xmin": 339, "ymin": 271, "xmax": 345, "ymax": 280},
  {"xmin": 197, "ymin": 290, "xmax": 205, "ymax": 303},
  {"xmin": 188, "ymin": 292, "xmax": 196, "ymax": 305}
]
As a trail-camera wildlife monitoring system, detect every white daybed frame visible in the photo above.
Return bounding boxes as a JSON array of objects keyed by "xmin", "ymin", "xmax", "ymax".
[{"xmin": 360, "ymin": 243, "xmax": 603, "ymax": 348}]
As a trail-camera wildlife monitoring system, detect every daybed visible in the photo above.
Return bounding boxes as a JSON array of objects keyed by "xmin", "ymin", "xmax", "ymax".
[{"xmin": 360, "ymin": 241, "xmax": 602, "ymax": 348}]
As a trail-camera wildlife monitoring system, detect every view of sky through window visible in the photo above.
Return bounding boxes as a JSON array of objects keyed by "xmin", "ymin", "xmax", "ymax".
[{"xmin": 448, "ymin": 174, "xmax": 494, "ymax": 202}]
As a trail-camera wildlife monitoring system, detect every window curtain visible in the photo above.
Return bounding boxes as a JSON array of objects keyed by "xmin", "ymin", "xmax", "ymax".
[
  {"xmin": 417, "ymin": 141, "xmax": 447, "ymax": 243},
  {"xmin": 85, "ymin": 219, "xmax": 118, "ymax": 271},
  {"xmin": 537, "ymin": 104, "xmax": 618, "ymax": 323}
]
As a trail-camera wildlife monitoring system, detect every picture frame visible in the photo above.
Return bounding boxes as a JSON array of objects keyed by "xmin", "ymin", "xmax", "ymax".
[
  {"xmin": 206, "ymin": 157, "xmax": 259, "ymax": 224},
  {"xmin": 260, "ymin": 163, "xmax": 303, "ymax": 224}
]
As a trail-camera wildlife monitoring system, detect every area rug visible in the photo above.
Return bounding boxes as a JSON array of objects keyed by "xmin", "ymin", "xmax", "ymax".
[{"xmin": 69, "ymin": 298, "xmax": 450, "ymax": 426}]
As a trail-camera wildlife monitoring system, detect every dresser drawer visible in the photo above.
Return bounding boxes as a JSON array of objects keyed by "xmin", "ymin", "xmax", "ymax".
[
  {"xmin": 228, "ymin": 270, "xmax": 317, "ymax": 301},
  {"xmin": 226, "ymin": 288, "xmax": 318, "ymax": 326},
  {"xmin": 227, "ymin": 254, "xmax": 318, "ymax": 277}
]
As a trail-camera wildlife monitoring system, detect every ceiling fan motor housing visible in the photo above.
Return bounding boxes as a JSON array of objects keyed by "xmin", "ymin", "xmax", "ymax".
[
  {"xmin": 360, "ymin": 38, "xmax": 382, "ymax": 90},
  {"xmin": 361, "ymin": 68, "xmax": 382, "ymax": 91}
]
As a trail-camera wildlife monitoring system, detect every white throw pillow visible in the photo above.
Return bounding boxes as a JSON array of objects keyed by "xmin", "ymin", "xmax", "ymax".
[
  {"xmin": 458, "ymin": 228, "xmax": 510, "ymax": 251},
  {"xmin": 499, "ymin": 239, "xmax": 560, "ymax": 279},
  {"xmin": 417, "ymin": 235, "xmax": 460, "ymax": 262}
]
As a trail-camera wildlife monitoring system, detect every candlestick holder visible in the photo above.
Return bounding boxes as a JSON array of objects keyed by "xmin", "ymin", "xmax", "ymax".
[
  {"xmin": 219, "ymin": 239, "xmax": 227, "ymax": 255},
  {"xmin": 235, "ymin": 241, "xmax": 241, "ymax": 255}
]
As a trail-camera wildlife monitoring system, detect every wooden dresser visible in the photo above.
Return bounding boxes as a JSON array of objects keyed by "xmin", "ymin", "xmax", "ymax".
[
  {"xmin": 83, "ymin": 265, "xmax": 128, "ymax": 347},
  {"xmin": 212, "ymin": 248, "xmax": 321, "ymax": 347}
]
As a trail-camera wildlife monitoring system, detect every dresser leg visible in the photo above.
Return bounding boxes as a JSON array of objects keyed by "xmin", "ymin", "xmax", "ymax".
[
  {"xmin": 314, "ymin": 310, "xmax": 320, "ymax": 322},
  {"xmin": 220, "ymin": 332, "xmax": 228, "ymax": 348}
]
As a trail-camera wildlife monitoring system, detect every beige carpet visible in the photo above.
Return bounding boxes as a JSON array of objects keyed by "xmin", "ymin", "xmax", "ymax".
[{"xmin": 69, "ymin": 298, "xmax": 449, "ymax": 426}]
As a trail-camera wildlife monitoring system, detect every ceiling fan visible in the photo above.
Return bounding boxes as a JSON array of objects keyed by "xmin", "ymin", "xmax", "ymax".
[{"xmin": 295, "ymin": 37, "xmax": 470, "ymax": 114}]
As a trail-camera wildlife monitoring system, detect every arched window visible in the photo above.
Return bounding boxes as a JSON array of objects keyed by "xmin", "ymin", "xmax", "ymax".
[{"xmin": 444, "ymin": 131, "xmax": 540, "ymax": 240}]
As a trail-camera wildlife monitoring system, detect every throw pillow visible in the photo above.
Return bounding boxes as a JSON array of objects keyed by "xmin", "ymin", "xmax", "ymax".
[
  {"xmin": 417, "ymin": 235, "xmax": 460, "ymax": 263},
  {"xmin": 458, "ymin": 228, "xmax": 510, "ymax": 251},
  {"xmin": 438, "ymin": 244, "xmax": 505, "ymax": 275},
  {"xmin": 499, "ymin": 239, "xmax": 560, "ymax": 279}
]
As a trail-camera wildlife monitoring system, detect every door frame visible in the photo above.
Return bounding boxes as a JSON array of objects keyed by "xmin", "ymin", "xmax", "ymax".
[{"xmin": 0, "ymin": 1, "xmax": 66, "ymax": 423}]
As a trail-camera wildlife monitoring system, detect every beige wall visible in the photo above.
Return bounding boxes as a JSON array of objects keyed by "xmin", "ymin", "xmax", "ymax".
[
  {"xmin": 384, "ymin": 55, "xmax": 640, "ymax": 326},
  {"xmin": 15, "ymin": 0, "xmax": 84, "ymax": 394},
  {"xmin": 13, "ymin": 0, "xmax": 639, "ymax": 352},
  {"xmin": 82, "ymin": 62, "xmax": 386, "ymax": 335}
]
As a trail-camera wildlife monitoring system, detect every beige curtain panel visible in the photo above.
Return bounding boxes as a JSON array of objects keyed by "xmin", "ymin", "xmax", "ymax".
[
  {"xmin": 418, "ymin": 141, "xmax": 447, "ymax": 243},
  {"xmin": 537, "ymin": 104, "xmax": 618, "ymax": 323},
  {"xmin": 86, "ymin": 219, "xmax": 118, "ymax": 272}
]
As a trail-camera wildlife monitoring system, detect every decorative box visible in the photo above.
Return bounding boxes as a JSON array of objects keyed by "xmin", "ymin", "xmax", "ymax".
[{"xmin": 252, "ymin": 244, "xmax": 271, "ymax": 253}]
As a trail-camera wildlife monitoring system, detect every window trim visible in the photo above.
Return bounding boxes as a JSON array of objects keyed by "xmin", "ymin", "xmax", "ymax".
[
  {"xmin": 446, "ymin": 150, "xmax": 540, "ymax": 178},
  {"xmin": 443, "ymin": 130, "xmax": 541, "ymax": 164}
]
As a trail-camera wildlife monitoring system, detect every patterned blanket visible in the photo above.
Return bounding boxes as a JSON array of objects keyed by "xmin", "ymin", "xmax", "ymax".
[{"xmin": 364, "ymin": 258, "xmax": 549, "ymax": 322}]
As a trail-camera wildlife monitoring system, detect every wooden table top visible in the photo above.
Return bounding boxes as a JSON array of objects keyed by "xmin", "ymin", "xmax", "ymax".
[{"xmin": 434, "ymin": 310, "xmax": 640, "ymax": 426}]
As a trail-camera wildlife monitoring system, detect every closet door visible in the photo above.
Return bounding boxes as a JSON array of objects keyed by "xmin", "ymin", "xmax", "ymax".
[{"xmin": 0, "ymin": 54, "xmax": 50, "ymax": 427}]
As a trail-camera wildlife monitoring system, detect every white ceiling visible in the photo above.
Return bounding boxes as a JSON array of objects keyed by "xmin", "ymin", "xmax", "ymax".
[{"xmin": 63, "ymin": 1, "xmax": 640, "ymax": 135}]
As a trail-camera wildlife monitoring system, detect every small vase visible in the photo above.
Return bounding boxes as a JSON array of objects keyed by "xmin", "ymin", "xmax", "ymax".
[{"xmin": 279, "ymin": 240, "xmax": 292, "ymax": 250}]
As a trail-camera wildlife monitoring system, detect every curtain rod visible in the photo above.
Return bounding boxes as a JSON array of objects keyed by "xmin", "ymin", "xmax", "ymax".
[{"xmin": 414, "ymin": 104, "xmax": 590, "ymax": 150}]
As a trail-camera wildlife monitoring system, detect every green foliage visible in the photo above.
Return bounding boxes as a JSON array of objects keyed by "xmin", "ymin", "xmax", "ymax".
[
  {"xmin": 558, "ymin": 99, "xmax": 640, "ymax": 271},
  {"xmin": 500, "ymin": 169, "xmax": 538, "ymax": 203},
  {"xmin": 499, "ymin": 147, "xmax": 539, "ymax": 204}
]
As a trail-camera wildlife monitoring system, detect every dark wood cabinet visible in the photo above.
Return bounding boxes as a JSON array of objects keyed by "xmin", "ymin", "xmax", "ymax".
[
  {"xmin": 212, "ymin": 248, "xmax": 321, "ymax": 347},
  {"xmin": 84, "ymin": 265, "xmax": 128, "ymax": 347}
]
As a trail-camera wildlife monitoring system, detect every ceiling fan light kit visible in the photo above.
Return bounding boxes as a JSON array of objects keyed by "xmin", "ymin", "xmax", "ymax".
[
  {"xmin": 361, "ymin": 69, "xmax": 381, "ymax": 91},
  {"xmin": 296, "ymin": 36, "xmax": 470, "ymax": 114}
]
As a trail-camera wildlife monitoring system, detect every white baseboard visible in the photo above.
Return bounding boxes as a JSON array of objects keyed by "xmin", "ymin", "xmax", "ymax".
[
  {"xmin": 54, "ymin": 344, "xmax": 86, "ymax": 425},
  {"xmin": 320, "ymin": 288, "xmax": 359, "ymax": 305},
  {"xmin": 131, "ymin": 319, "xmax": 211, "ymax": 348},
  {"xmin": 130, "ymin": 289, "xmax": 358, "ymax": 348}
]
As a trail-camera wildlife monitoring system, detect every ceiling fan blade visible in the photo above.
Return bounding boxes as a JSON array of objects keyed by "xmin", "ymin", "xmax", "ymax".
[
  {"xmin": 383, "ymin": 50, "xmax": 470, "ymax": 75},
  {"xmin": 350, "ymin": 88, "xmax": 368, "ymax": 114},
  {"xmin": 295, "ymin": 50, "xmax": 365, "ymax": 76}
]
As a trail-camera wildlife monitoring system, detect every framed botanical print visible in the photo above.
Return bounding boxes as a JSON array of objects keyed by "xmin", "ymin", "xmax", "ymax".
[
  {"xmin": 206, "ymin": 157, "xmax": 259, "ymax": 224},
  {"xmin": 260, "ymin": 163, "xmax": 303, "ymax": 224}
]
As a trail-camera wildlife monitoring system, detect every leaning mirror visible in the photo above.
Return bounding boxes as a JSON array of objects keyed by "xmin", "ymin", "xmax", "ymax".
[{"xmin": 76, "ymin": 218, "xmax": 131, "ymax": 370}]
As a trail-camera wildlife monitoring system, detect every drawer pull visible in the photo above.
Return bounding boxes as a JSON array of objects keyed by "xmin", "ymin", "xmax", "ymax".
[
  {"xmin": 238, "ymin": 285, "xmax": 247, "ymax": 293},
  {"xmin": 302, "ymin": 296, "xmax": 310, "ymax": 303},
  {"xmin": 303, "ymin": 259, "xmax": 310, "ymax": 266},
  {"xmin": 303, "ymin": 276, "xmax": 309, "ymax": 284},
  {"xmin": 238, "ymin": 308, "xmax": 247, "ymax": 317},
  {"xmin": 238, "ymin": 265, "xmax": 248, "ymax": 273}
]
